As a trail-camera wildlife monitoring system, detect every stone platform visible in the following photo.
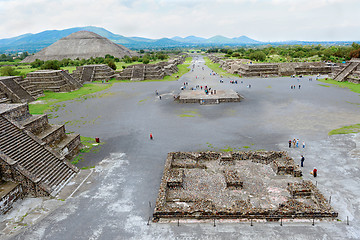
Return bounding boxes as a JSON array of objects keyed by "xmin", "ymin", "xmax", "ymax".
[
  {"xmin": 177, "ymin": 89, "xmax": 243, "ymax": 104},
  {"xmin": 153, "ymin": 151, "xmax": 337, "ymax": 222}
]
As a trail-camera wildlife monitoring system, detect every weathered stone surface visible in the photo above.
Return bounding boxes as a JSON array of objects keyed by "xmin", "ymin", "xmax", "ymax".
[
  {"xmin": 154, "ymin": 151, "xmax": 337, "ymax": 221},
  {"xmin": 22, "ymin": 31, "xmax": 137, "ymax": 63}
]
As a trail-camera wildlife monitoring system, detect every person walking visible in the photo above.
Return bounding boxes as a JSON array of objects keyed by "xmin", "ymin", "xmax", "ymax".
[
  {"xmin": 150, "ymin": 133, "xmax": 153, "ymax": 140},
  {"xmin": 296, "ymin": 139, "xmax": 299, "ymax": 148},
  {"xmin": 313, "ymin": 168, "xmax": 317, "ymax": 177},
  {"xmin": 288, "ymin": 140, "xmax": 292, "ymax": 148},
  {"xmin": 300, "ymin": 155, "xmax": 305, "ymax": 167},
  {"xmin": 302, "ymin": 141, "xmax": 305, "ymax": 148}
]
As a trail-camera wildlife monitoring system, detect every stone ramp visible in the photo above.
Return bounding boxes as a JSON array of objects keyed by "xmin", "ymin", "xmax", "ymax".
[
  {"xmin": 131, "ymin": 65, "xmax": 145, "ymax": 81},
  {"xmin": 0, "ymin": 115, "xmax": 78, "ymax": 196},
  {"xmin": 0, "ymin": 77, "xmax": 35, "ymax": 103},
  {"xmin": 80, "ymin": 66, "xmax": 95, "ymax": 82},
  {"xmin": 60, "ymin": 70, "xmax": 82, "ymax": 89},
  {"xmin": 334, "ymin": 59, "xmax": 360, "ymax": 82},
  {"xmin": 0, "ymin": 89, "xmax": 11, "ymax": 104}
]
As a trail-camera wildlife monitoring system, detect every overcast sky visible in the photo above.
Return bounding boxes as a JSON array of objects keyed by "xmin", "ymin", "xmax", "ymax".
[{"xmin": 0, "ymin": 0, "xmax": 359, "ymax": 41}]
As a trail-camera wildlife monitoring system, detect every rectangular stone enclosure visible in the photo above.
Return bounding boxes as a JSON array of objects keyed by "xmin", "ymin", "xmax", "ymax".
[{"xmin": 153, "ymin": 151, "xmax": 338, "ymax": 222}]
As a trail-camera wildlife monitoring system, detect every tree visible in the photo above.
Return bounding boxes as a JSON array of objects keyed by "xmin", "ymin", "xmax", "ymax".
[
  {"xmin": 0, "ymin": 66, "xmax": 20, "ymax": 76},
  {"xmin": 31, "ymin": 59, "xmax": 44, "ymax": 68},
  {"xmin": 107, "ymin": 61, "xmax": 117, "ymax": 70},
  {"xmin": 143, "ymin": 57, "xmax": 150, "ymax": 64},
  {"xmin": 249, "ymin": 51, "xmax": 266, "ymax": 61},
  {"xmin": 41, "ymin": 60, "xmax": 60, "ymax": 70}
]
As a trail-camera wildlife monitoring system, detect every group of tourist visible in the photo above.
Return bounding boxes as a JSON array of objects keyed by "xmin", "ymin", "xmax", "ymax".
[
  {"xmin": 289, "ymin": 138, "xmax": 305, "ymax": 148},
  {"xmin": 290, "ymin": 85, "xmax": 301, "ymax": 89}
]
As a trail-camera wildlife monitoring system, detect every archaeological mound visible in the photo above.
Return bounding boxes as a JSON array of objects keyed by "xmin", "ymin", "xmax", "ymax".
[
  {"xmin": 153, "ymin": 151, "xmax": 338, "ymax": 222},
  {"xmin": 22, "ymin": 31, "xmax": 137, "ymax": 62}
]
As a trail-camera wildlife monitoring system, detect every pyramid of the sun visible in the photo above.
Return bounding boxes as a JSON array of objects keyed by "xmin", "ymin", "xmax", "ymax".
[{"xmin": 22, "ymin": 31, "xmax": 137, "ymax": 62}]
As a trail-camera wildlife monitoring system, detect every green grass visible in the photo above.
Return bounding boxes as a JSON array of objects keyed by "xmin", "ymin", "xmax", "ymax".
[
  {"xmin": 318, "ymin": 84, "xmax": 330, "ymax": 87},
  {"xmin": 72, "ymin": 136, "xmax": 105, "ymax": 165},
  {"xmin": 115, "ymin": 59, "xmax": 166, "ymax": 70},
  {"xmin": 62, "ymin": 66, "xmax": 77, "ymax": 73},
  {"xmin": 203, "ymin": 56, "xmax": 239, "ymax": 78},
  {"xmin": 317, "ymin": 78, "xmax": 360, "ymax": 94},
  {"xmin": 329, "ymin": 124, "xmax": 360, "ymax": 135},
  {"xmin": 178, "ymin": 109, "xmax": 200, "ymax": 118},
  {"xmin": 29, "ymin": 83, "xmax": 113, "ymax": 114}
]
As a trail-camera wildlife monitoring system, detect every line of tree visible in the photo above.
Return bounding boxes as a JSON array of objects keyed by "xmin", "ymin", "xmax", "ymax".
[{"xmin": 207, "ymin": 43, "xmax": 360, "ymax": 62}]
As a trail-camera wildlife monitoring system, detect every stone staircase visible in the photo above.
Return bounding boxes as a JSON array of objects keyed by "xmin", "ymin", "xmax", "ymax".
[
  {"xmin": 25, "ymin": 70, "xmax": 81, "ymax": 92},
  {"xmin": 131, "ymin": 65, "xmax": 145, "ymax": 81},
  {"xmin": 0, "ymin": 115, "xmax": 78, "ymax": 196},
  {"xmin": 0, "ymin": 77, "xmax": 35, "ymax": 103},
  {"xmin": 14, "ymin": 78, "xmax": 43, "ymax": 99},
  {"xmin": 59, "ymin": 70, "xmax": 83, "ymax": 89},
  {"xmin": 80, "ymin": 66, "xmax": 95, "ymax": 83},
  {"xmin": 1, "ymin": 104, "xmax": 81, "ymax": 160},
  {"xmin": 333, "ymin": 59, "xmax": 360, "ymax": 82},
  {"xmin": 0, "ymin": 89, "xmax": 11, "ymax": 104}
]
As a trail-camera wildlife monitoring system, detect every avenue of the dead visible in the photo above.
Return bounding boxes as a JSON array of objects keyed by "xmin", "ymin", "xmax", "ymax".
[{"xmin": 0, "ymin": 55, "xmax": 359, "ymax": 240}]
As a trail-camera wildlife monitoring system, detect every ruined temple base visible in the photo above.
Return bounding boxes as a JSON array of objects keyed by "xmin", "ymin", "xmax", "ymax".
[
  {"xmin": 153, "ymin": 151, "xmax": 338, "ymax": 222},
  {"xmin": 177, "ymin": 89, "xmax": 243, "ymax": 104}
]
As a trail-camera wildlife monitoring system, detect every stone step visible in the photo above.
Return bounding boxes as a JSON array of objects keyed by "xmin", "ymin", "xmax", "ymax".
[
  {"xmin": 0, "ymin": 115, "xmax": 78, "ymax": 196},
  {"xmin": 19, "ymin": 114, "xmax": 49, "ymax": 135},
  {"xmin": 36, "ymin": 125, "xmax": 66, "ymax": 146},
  {"xmin": 54, "ymin": 133, "xmax": 81, "ymax": 158}
]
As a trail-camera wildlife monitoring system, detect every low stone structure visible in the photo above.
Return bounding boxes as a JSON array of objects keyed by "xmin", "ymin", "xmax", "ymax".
[
  {"xmin": 331, "ymin": 58, "xmax": 360, "ymax": 83},
  {"xmin": 176, "ymin": 89, "xmax": 243, "ymax": 104},
  {"xmin": 208, "ymin": 55, "xmax": 334, "ymax": 77},
  {"xmin": 116, "ymin": 56, "xmax": 186, "ymax": 81},
  {"xmin": 0, "ymin": 181, "xmax": 24, "ymax": 214},
  {"xmin": 0, "ymin": 77, "xmax": 36, "ymax": 104},
  {"xmin": 72, "ymin": 64, "xmax": 115, "ymax": 83},
  {"xmin": 153, "ymin": 151, "xmax": 337, "ymax": 222},
  {"xmin": 25, "ymin": 70, "xmax": 82, "ymax": 92},
  {"xmin": 0, "ymin": 103, "xmax": 81, "ymax": 203}
]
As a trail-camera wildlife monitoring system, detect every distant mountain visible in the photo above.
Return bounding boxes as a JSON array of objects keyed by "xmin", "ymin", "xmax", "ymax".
[
  {"xmin": 232, "ymin": 35, "xmax": 261, "ymax": 44},
  {"xmin": 0, "ymin": 26, "xmax": 264, "ymax": 53},
  {"xmin": 172, "ymin": 35, "xmax": 207, "ymax": 43},
  {"xmin": 207, "ymin": 35, "xmax": 234, "ymax": 44}
]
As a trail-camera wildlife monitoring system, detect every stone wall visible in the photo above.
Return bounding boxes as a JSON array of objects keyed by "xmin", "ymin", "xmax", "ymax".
[
  {"xmin": 116, "ymin": 56, "xmax": 186, "ymax": 81},
  {"xmin": 0, "ymin": 182, "xmax": 24, "ymax": 214},
  {"xmin": 153, "ymin": 151, "xmax": 337, "ymax": 221},
  {"xmin": 208, "ymin": 55, "xmax": 333, "ymax": 77},
  {"xmin": 25, "ymin": 70, "xmax": 81, "ymax": 92}
]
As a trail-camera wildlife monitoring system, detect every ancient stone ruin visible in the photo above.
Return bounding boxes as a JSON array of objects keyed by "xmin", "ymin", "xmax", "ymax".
[
  {"xmin": 153, "ymin": 151, "xmax": 337, "ymax": 222},
  {"xmin": 331, "ymin": 58, "xmax": 360, "ymax": 83},
  {"xmin": 21, "ymin": 31, "xmax": 137, "ymax": 63},
  {"xmin": 0, "ymin": 103, "xmax": 81, "ymax": 213},
  {"xmin": 72, "ymin": 64, "xmax": 115, "ymax": 83},
  {"xmin": 208, "ymin": 55, "xmax": 334, "ymax": 77},
  {"xmin": 25, "ymin": 70, "xmax": 83, "ymax": 92},
  {"xmin": 116, "ymin": 56, "xmax": 186, "ymax": 81},
  {"xmin": 176, "ymin": 89, "xmax": 243, "ymax": 104},
  {"xmin": 0, "ymin": 76, "xmax": 36, "ymax": 104}
]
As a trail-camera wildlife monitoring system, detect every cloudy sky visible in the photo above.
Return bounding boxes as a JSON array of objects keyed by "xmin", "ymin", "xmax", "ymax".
[{"xmin": 0, "ymin": 0, "xmax": 359, "ymax": 41}]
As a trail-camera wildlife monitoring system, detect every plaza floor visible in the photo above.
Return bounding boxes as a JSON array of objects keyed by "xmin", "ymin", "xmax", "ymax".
[{"xmin": 1, "ymin": 55, "xmax": 360, "ymax": 240}]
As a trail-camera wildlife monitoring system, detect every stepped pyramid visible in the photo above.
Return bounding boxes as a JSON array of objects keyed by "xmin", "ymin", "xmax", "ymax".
[
  {"xmin": 0, "ymin": 104, "xmax": 81, "ymax": 197},
  {"xmin": 22, "ymin": 31, "xmax": 137, "ymax": 63}
]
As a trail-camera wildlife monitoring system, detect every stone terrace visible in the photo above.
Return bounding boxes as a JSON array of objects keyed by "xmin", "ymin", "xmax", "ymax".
[
  {"xmin": 153, "ymin": 151, "xmax": 337, "ymax": 222},
  {"xmin": 177, "ymin": 89, "xmax": 243, "ymax": 104}
]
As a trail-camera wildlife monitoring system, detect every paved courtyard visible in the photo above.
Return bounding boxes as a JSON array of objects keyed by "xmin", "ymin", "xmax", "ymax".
[{"xmin": 2, "ymin": 55, "xmax": 360, "ymax": 239}]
